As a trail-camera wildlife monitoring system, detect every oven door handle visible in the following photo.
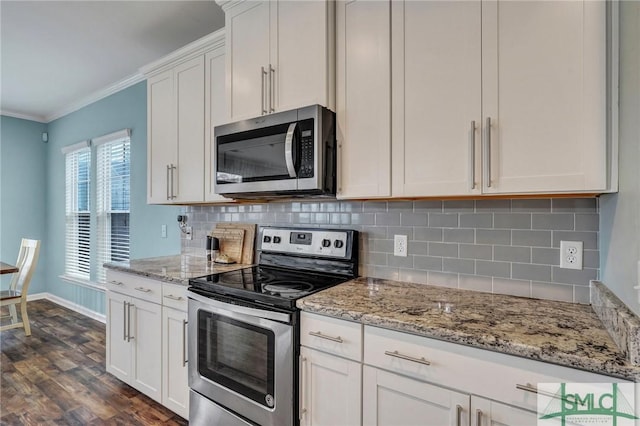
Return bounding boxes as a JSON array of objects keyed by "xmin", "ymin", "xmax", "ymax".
[
  {"xmin": 284, "ymin": 122, "xmax": 298, "ymax": 178},
  {"xmin": 187, "ymin": 290, "xmax": 292, "ymax": 323}
]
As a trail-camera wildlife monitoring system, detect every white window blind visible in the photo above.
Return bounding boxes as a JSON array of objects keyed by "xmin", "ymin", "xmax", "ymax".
[
  {"xmin": 64, "ymin": 142, "xmax": 91, "ymax": 280},
  {"xmin": 96, "ymin": 131, "xmax": 131, "ymax": 283}
]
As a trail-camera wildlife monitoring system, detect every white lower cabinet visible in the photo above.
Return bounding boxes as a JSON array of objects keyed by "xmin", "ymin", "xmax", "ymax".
[
  {"xmin": 106, "ymin": 290, "xmax": 162, "ymax": 403},
  {"xmin": 299, "ymin": 312, "xmax": 626, "ymax": 426},
  {"xmin": 363, "ymin": 365, "xmax": 469, "ymax": 426},
  {"xmin": 106, "ymin": 270, "xmax": 189, "ymax": 418},
  {"xmin": 162, "ymin": 306, "xmax": 189, "ymax": 418},
  {"xmin": 300, "ymin": 346, "xmax": 361, "ymax": 426}
]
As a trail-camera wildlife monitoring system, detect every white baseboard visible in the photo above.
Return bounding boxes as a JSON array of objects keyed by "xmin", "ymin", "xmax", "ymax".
[{"xmin": 28, "ymin": 292, "xmax": 106, "ymax": 324}]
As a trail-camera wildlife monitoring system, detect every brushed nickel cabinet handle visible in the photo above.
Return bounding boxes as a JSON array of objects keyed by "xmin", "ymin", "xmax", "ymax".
[
  {"xmin": 123, "ymin": 301, "xmax": 128, "ymax": 341},
  {"xmin": 469, "ymin": 120, "xmax": 476, "ymax": 190},
  {"xmin": 384, "ymin": 350, "xmax": 431, "ymax": 366},
  {"xmin": 269, "ymin": 64, "xmax": 275, "ymax": 113},
  {"xmin": 134, "ymin": 287, "xmax": 151, "ymax": 293},
  {"xmin": 182, "ymin": 319, "xmax": 188, "ymax": 367},
  {"xmin": 127, "ymin": 303, "xmax": 134, "ymax": 342},
  {"xmin": 164, "ymin": 294, "xmax": 184, "ymax": 301},
  {"xmin": 484, "ymin": 117, "xmax": 492, "ymax": 188},
  {"xmin": 308, "ymin": 331, "xmax": 343, "ymax": 343},
  {"xmin": 456, "ymin": 404, "xmax": 463, "ymax": 426},
  {"xmin": 110, "ymin": 280, "xmax": 124, "ymax": 286},
  {"xmin": 476, "ymin": 408, "xmax": 483, "ymax": 426},
  {"xmin": 299, "ymin": 356, "xmax": 308, "ymax": 421},
  {"xmin": 516, "ymin": 383, "xmax": 538, "ymax": 394},
  {"xmin": 166, "ymin": 165, "xmax": 171, "ymax": 200},
  {"xmin": 261, "ymin": 66, "xmax": 268, "ymax": 115},
  {"xmin": 170, "ymin": 164, "xmax": 177, "ymax": 199}
]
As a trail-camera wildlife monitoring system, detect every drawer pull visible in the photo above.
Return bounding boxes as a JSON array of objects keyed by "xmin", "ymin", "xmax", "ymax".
[
  {"xmin": 308, "ymin": 331, "xmax": 343, "ymax": 343},
  {"xmin": 516, "ymin": 383, "xmax": 538, "ymax": 394},
  {"xmin": 110, "ymin": 280, "xmax": 124, "ymax": 286},
  {"xmin": 476, "ymin": 409, "xmax": 483, "ymax": 426},
  {"xmin": 134, "ymin": 287, "xmax": 151, "ymax": 293},
  {"xmin": 164, "ymin": 294, "xmax": 184, "ymax": 301},
  {"xmin": 384, "ymin": 350, "xmax": 431, "ymax": 366}
]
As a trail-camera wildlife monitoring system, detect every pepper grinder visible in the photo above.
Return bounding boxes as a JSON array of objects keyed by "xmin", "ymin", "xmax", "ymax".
[{"xmin": 206, "ymin": 236, "xmax": 220, "ymax": 263}]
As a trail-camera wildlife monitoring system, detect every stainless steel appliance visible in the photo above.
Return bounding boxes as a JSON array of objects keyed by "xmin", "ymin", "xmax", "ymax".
[
  {"xmin": 213, "ymin": 105, "xmax": 336, "ymax": 199},
  {"xmin": 188, "ymin": 226, "xmax": 358, "ymax": 426}
]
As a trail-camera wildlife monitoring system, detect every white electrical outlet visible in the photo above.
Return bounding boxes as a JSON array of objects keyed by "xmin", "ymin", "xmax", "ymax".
[
  {"xmin": 394, "ymin": 235, "xmax": 408, "ymax": 257},
  {"xmin": 560, "ymin": 240, "xmax": 583, "ymax": 270},
  {"xmin": 161, "ymin": 224, "xmax": 167, "ymax": 238}
]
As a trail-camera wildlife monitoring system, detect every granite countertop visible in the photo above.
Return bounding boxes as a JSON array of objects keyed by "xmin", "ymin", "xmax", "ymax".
[
  {"xmin": 104, "ymin": 255, "xmax": 250, "ymax": 285},
  {"xmin": 297, "ymin": 277, "xmax": 640, "ymax": 382}
]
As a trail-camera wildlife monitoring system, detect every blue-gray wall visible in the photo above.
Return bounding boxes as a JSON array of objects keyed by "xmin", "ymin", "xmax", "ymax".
[
  {"xmin": 42, "ymin": 81, "xmax": 180, "ymax": 314},
  {"xmin": 600, "ymin": 1, "xmax": 640, "ymax": 316},
  {"xmin": 0, "ymin": 116, "xmax": 48, "ymax": 293}
]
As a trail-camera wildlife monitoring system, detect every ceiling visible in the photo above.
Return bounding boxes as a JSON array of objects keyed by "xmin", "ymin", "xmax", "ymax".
[{"xmin": 0, "ymin": 1, "xmax": 225, "ymax": 123}]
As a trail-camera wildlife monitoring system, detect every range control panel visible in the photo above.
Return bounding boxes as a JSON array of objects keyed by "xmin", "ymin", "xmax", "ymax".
[{"xmin": 260, "ymin": 227, "xmax": 349, "ymax": 258}]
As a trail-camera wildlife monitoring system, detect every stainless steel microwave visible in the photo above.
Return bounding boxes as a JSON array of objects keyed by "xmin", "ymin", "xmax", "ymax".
[{"xmin": 213, "ymin": 105, "xmax": 336, "ymax": 199}]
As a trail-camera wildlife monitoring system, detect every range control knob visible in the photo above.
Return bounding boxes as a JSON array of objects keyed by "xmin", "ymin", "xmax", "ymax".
[
  {"xmin": 273, "ymin": 236, "xmax": 282, "ymax": 244},
  {"xmin": 334, "ymin": 240, "xmax": 344, "ymax": 249},
  {"xmin": 263, "ymin": 235, "xmax": 272, "ymax": 243},
  {"xmin": 322, "ymin": 239, "xmax": 331, "ymax": 248}
]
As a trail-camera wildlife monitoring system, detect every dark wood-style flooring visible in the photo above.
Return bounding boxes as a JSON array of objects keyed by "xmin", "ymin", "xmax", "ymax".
[{"xmin": 0, "ymin": 299, "xmax": 188, "ymax": 425}]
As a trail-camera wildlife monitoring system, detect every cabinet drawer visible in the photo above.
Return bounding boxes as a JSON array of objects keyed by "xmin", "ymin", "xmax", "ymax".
[
  {"xmin": 301, "ymin": 312, "xmax": 363, "ymax": 362},
  {"xmin": 105, "ymin": 270, "xmax": 162, "ymax": 304},
  {"xmin": 161, "ymin": 283, "xmax": 188, "ymax": 311},
  {"xmin": 364, "ymin": 325, "xmax": 623, "ymax": 412}
]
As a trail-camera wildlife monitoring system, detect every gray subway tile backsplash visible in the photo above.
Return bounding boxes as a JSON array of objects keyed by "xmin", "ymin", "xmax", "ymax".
[{"xmin": 183, "ymin": 198, "xmax": 600, "ymax": 304}]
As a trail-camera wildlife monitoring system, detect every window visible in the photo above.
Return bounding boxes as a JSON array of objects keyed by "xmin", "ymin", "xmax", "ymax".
[
  {"xmin": 96, "ymin": 134, "xmax": 131, "ymax": 283},
  {"xmin": 61, "ymin": 129, "xmax": 131, "ymax": 285},
  {"xmin": 64, "ymin": 141, "xmax": 91, "ymax": 280}
]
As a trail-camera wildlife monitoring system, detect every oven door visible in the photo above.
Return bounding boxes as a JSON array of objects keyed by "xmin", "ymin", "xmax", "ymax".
[{"xmin": 187, "ymin": 290, "xmax": 294, "ymax": 426}]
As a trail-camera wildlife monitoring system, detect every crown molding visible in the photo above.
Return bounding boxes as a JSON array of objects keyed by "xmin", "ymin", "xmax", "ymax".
[
  {"xmin": 0, "ymin": 110, "xmax": 47, "ymax": 123},
  {"xmin": 45, "ymin": 72, "xmax": 145, "ymax": 123}
]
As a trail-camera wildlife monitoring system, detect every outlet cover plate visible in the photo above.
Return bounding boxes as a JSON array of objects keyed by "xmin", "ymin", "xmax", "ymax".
[
  {"xmin": 560, "ymin": 240, "xmax": 583, "ymax": 270},
  {"xmin": 394, "ymin": 235, "xmax": 408, "ymax": 257}
]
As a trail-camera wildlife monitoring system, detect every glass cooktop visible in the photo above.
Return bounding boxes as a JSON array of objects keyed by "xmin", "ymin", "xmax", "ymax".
[{"xmin": 189, "ymin": 266, "xmax": 348, "ymax": 309}]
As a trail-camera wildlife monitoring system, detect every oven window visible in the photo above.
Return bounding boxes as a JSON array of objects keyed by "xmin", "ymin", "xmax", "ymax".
[{"xmin": 197, "ymin": 310, "xmax": 275, "ymax": 407}]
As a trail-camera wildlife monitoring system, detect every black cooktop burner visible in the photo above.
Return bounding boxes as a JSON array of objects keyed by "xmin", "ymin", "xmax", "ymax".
[{"xmin": 189, "ymin": 265, "xmax": 349, "ymax": 309}]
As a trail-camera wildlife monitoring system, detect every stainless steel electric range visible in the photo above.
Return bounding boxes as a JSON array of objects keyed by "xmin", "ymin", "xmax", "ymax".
[{"xmin": 187, "ymin": 226, "xmax": 359, "ymax": 426}]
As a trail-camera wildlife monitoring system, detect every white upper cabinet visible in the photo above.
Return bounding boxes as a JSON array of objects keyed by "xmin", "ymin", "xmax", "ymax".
[
  {"xmin": 142, "ymin": 30, "xmax": 231, "ymax": 205},
  {"xmin": 391, "ymin": 0, "xmax": 482, "ymax": 197},
  {"xmin": 336, "ymin": 0, "xmax": 391, "ymax": 199},
  {"xmin": 338, "ymin": 0, "xmax": 613, "ymax": 199},
  {"xmin": 220, "ymin": 0, "xmax": 335, "ymax": 122},
  {"xmin": 482, "ymin": 0, "xmax": 607, "ymax": 193}
]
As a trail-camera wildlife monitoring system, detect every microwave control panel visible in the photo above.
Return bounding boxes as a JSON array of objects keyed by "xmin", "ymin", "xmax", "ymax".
[
  {"xmin": 298, "ymin": 123, "xmax": 314, "ymax": 178},
  {"xmin": 261, "ymin": 228, "xmax": 348, "ymax": 258}
]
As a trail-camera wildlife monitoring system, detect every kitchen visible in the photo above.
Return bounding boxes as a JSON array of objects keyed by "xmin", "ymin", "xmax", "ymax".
[{"xmin": 1, "ymin": 0, "xmax": 639, "ymax": 425}]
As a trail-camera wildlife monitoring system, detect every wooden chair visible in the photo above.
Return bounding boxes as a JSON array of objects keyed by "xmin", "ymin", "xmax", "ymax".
[{"xmin": 0, "ymin": 238, "xmax": 40, "ymax": 336}]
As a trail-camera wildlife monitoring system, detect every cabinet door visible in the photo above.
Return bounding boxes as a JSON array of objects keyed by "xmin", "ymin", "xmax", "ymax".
[
  {"xmin": 273, "ymin": 0, "xmax": 334, "ymax": 113},
  {"xmin": 130, "ymin": 297, "xmax": 162, "ymax": 403},
  {"xmin": 225, "ymin": 1, "xmax": 270, "ymax": 121},
  {"xmin": 163, "ymin": 307, "xmax": 189, "ymax": 419},
  {"xmin": 174, "ymin": 56, "xmax": 205, "ymax": 203},
  {"xmin": 147, "ymin": 70, "xmax": 175, "ymax": 204},
  {"xmin": 482, "ymin": 0, "xmax": 607, "ymax": 193},
  {"xmin": 472, "ymin": 396, "xmax": 537, "ymax": 426},
  {"xmin": 391, "ymin": 0, "xmax": 482, "ymax": 197},
  {"xmin": 205, "ymin": 47, "xmax": 232, "ymax": 203},
  {"xmin": 363, "ymin": 365, "xmax": 469, "ymax": 426},
  {"xmin": 300, "ymin": 347, "xmax": 361, "ymax": 426},
  {"xmin": 336, "ymin": 0, "xmax": 391, "ymax": 199},
  {"xmin": 106, "ymin": 291, "xmax": 131, "ymax": 382}
]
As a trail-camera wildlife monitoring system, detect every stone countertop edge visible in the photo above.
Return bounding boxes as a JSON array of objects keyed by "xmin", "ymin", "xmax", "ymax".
[
  {"xmin": 104, "ymin": 254, "xmax": 251, "ymax": 285},
  {"xmin": 297, "ymin": 277, "xmax": 640, "ymax": 383}
]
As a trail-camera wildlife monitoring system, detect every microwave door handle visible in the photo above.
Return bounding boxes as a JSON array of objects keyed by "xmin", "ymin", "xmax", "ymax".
[{"xmin": 284, "ymin": 122, "xmax": 298, "ymax": 178}]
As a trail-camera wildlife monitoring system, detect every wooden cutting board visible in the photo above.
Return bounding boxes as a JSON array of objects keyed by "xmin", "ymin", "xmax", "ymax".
[
  {"xmin": 210, "ymin": 229, "xmax": 245, "ymax": 264},
  {"xmin": 215, "ymin": 223, "xmax": 256, "ymax": 264}
]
